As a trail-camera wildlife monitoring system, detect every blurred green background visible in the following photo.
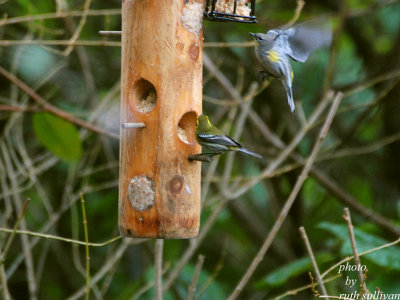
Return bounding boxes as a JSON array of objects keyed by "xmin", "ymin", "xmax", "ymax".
[{"xmin": 1, "ymin": 0, "xmax": 400, "ymax": 299}]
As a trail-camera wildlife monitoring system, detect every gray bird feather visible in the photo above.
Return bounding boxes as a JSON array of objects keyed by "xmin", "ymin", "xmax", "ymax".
[{"xmin": 268, "ymin": 19, "xmax": 332, "ymax": 63}]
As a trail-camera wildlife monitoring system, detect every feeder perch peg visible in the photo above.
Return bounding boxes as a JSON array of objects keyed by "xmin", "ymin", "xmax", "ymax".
[
  {"xmin": 121, "ymin": 122, "xmax": 146, "ymax": 129},
  {"xmin": 204, "ymin": 0, "xmax": 257, "ymax": 23},
  {"xmin": 99, "ymin": 30, "xmax": 122, "ymax": 36}
]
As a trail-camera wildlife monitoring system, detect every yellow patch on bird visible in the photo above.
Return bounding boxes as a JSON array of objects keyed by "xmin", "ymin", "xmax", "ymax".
[
  {"xmin": 291, "ymin": 70, "xmax": 294, "ymax": 80},
  {"xmin": 268, "ymin": 50, "xmax": 280, "ymax": 63}
]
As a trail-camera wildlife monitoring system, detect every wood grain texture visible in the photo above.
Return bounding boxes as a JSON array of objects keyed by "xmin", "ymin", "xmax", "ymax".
[{"xmin": 119, "ymin": 0, "xmax": 203, "ymax": 238}]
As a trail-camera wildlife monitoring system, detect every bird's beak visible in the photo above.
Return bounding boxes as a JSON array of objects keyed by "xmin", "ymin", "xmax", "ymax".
[{"xmin": 249, "ymin": 32, "xmax": 256, "ymax": 38}]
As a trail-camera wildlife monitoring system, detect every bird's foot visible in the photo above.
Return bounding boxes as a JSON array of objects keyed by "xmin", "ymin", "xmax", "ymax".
[{"xmin": 257, "ymin": 71, "xmax": 271, "ymax": 83}]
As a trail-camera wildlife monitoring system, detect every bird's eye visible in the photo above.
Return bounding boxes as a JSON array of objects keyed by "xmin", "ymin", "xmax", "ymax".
[{"xmin": 257, "ymin": 37, "xmax": 261, "ymax": 41}]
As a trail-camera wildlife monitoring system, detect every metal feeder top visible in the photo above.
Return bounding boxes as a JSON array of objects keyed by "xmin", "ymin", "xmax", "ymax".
[{"xmin": 204, "ymin": 0, "xmax": 257, "ymax": 23}]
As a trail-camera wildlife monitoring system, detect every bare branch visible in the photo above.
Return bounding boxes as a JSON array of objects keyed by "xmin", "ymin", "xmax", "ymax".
[
  {"xmin": 0, "ymin": 198, "xmax": 30, "ymax": 266},
  {"xmin": 343, "ymin": 208, "xmax": 368, "ymax": 295},
  {"xmin": 0, "ymin": 9, "xmax": 121, "ymax": 26},
  {"xmin": 321, "ymin": 238, "xmax": 400, "ymax": 279},
  {"xmin": 154, "ymin": 240, "xmax": 164, "ymax": 300},
  {"xmin": 80, "ymin": 193, "xmax": 91, "ymax": 300},
  {"xmin": 0, "ymin": 228, "xmax": 122, "ymax": 247},
  {"xmin": 0, "ymin": 40, "xmax": 121, "ymax": 47},
  {"xmin": 227, "ymin": 92, "xmax": 343, "ymax": 300},
  {"xmin": 272, "ymin": 274, "xmax": 341, "ymax": 300},
  {"xmin": 283, "ymin": 0, "xmax": 305, "ymax": 29},
  {"xmin": 0, "ymin": 66, "xmax": 119, "ymax": 140},
  {"xmin": 187, "ymin": 255, "xmax": 205, "ymax": 300},
  {"xmin": 299, "ymin": 227, "xmax": 328, "ymax": 296}
]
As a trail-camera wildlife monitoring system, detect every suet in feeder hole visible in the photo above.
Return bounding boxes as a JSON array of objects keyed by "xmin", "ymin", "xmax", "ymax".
[{"xmin": 204, "ymin": 0, "xmax": 257, "ymax": 23}]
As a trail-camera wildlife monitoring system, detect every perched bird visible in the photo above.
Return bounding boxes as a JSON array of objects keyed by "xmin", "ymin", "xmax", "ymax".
[
  {"xmin": 195, "ymin": 115, "xmax": 263, "ymax": 159},
  {"xmin": 250, "ymin": 20, "xmax": 332, "ymax": 113}
]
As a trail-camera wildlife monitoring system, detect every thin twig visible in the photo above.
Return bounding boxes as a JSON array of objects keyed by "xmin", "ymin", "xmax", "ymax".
[
  {"xmin": 0, "ymin": 66, "xmax": 119, "ymax": 140},
  {"xmin": 323, "ymin": 0, "xmax": 346, "ymax": 92},
  {"xmin": 203, "ymin": 54, "xmax": 242, "ymax": 101},
  {"xmin": 0, "ymin": 247, "xmax": 11, "ymax": 300},
  {"xmin": 319, "ymin": 131, "xmax": 400, "ymax": 161},
  {"xmin": 154, "ymin": 239, "xmax": 164, "ymax": 300},
  {"xmin": 321, "ymin": 237, "xmax": 400, "ymax": 279},
  {"xmin": 247, "ymin": 109, "xmax": 400, "ymax": 236},
  {"xmin": 1, "ymin": 142, "xmax": 38, "ymax": 299},
  {"xmin": 163, "ymin": 199, "xmax": 227, "ymax": 293},
  {"xmin": 272, "ymin": 274, "xmax": 341, "ymax": 300},
  {"xmin": 342, "ymin": 68, "xmax": 400, "ymax": 98},
  {"xmin": 283, "ymin": 0, "xmax": 305, "ymax": 29},
  {"xmin": 226, "ymin": 90, "xmax": 335, "ymax": 199},
  {"xmin": 0, "ymin": 190, "xmax": 25, "ymax": 300},
  {"xmin": 227, "ymin": 92, "xmax": 342, "ymax": 300},
  {"xmin": 204, "ymin": 41, "xmax": 254, "ymax": 48},
  {"xmin": 299, "ymin": 227, "xmax": 328, "ymax": 296},
  {"xmin": 0, "ymin": 9, "xmax": 121, "ymax": 26},
  {"xmin": 0, "ymin": 198, "xmax": 30, "ymax": 266},
  {"xmin": 1, "ymin": 158, "xmax": 121, "ymax": 282},
  {"xmin": 334, "ymin": 78, "xmax": 400, "ymax": 150},
  {"xmin": 195, "ymin": 247, "xmax": 226, "ymax": 300},
  {"xmin": 0, "ymin": 228, "xmax": 122, "ymax": 246},
  {"xmin": 309, "ymin": 272, "xmax": 320, "ymax": 297},
  {"xmin": 132, "ymin": 263, "xmax": 171, "ymax": 300},
  {"xmin": 317, "ymin": 295, "xmax": 354, "ymax": 299},
  {"xmin": 222, "ymin": 82, "xmax": 259, "ymax": 192},
  {"xmin": 80, "ymin": 193, "xmax": 91, "ymax": 300},
  {"xmin": 343, "ymin": 208, "xmax": 367, "ymax": 295},
  {"xmin": 0, "ymin": 39, "xmax": 121, "ymax": 47},
  {"xmin": 187, "ymin": 255, "xmax": 205, "ymax": 300},
  {"xmin": 62, "ymin": 0, "xmax": 92, "ymax": 55},
  {"xmin": 309, "ymin": 167, "xmax": 400, "ymax": 236},
  {"xmin": 0, "ymin": 104, "xmax": 41, "ymax": 112},
  {"xmin": 67, "ymin": 240, "xmax": 133, "ymax": 300}
]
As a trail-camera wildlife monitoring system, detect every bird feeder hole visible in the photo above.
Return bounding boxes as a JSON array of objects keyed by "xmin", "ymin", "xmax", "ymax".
[
  {"xmin": 131, "ymin": 78, "xmax": 157, "ymax": 114},
  {"xmin": 178, "ymin": 111, "xmax": 197, "ymax": 145}
]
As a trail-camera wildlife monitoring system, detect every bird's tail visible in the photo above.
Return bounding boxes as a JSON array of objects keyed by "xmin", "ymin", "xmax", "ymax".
[
  {"xmin": 285, "ymin": 85, "xmax": 295, "ymax": 113},
  {"xmin": 237, "ymin": 147, "xmax": 263, "ymax": 159}
]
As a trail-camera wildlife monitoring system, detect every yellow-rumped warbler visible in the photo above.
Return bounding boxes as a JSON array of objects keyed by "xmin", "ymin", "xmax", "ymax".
[
  {"xmin": 195, "ymin": 115, "xmax": 263, "ymax": 159},
  {"xmin": 250, "ymin": 20, "xmax": 332, "ymax": 113}
]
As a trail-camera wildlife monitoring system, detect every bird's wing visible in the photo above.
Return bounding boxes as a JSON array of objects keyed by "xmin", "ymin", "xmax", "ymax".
[
  {"xmin": 270, "ymin": 20, "xmax": 332, "ymax": 63},
  {"xmin": 197, "ymin": 134, "xmax": 241, "ymax": 148}
]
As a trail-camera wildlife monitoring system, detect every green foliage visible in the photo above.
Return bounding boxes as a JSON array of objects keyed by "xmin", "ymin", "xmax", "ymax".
[
  {"xmin": 33, "ymin": 112, "xmax": 83, "ymax": 163},
  {"xmin": 378, "ymin": 4, "xmax": 400, "ymax": 36},
  {"xmin": 348, "ymin": 177, "xmax": 374, "ymax": 207},
  {"xmin": 303, "ymin": 178, "xmax": 325, "ymax": 210},
  {"xmin": 256, "ymin": 253, "xmax": 333, "ymax": 288},
  {"xmin": 318, "ymin": 222, "xmax": 400, "ymax": 271}
]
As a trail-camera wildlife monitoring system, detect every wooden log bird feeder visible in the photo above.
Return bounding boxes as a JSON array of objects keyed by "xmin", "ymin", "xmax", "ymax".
[{"xmin": 119, "ymin": 0, "xmax": 204, "ymax": 239}]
